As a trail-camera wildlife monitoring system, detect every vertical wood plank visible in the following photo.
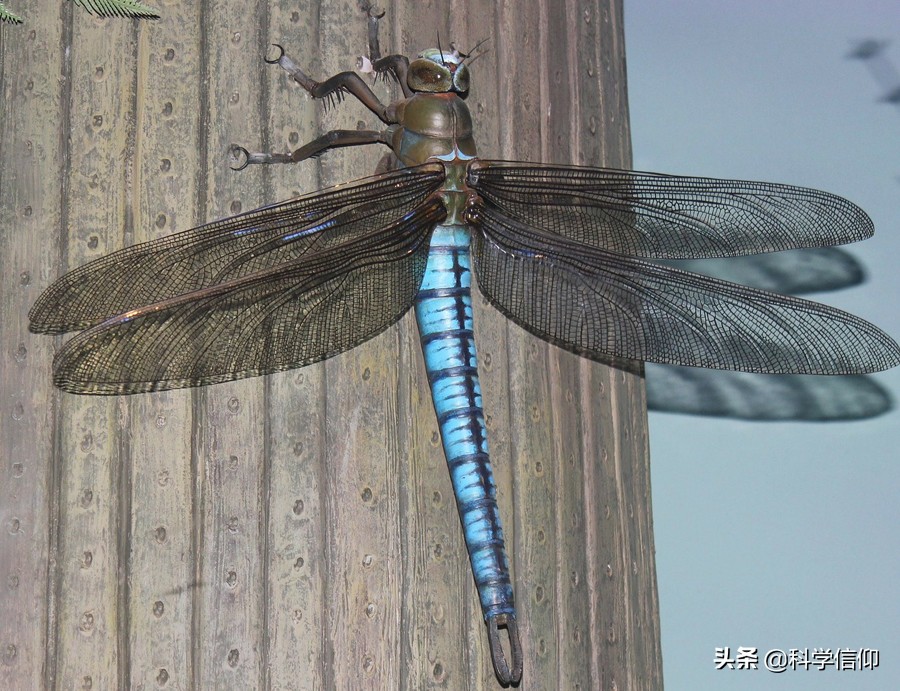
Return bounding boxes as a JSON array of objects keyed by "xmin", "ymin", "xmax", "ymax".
[
  {"xmin": 490, "ymin": 1, "xmax": 562, "ymax": 687},
  {"xmin": 540, "ymin": 11, "xmax": 597, "ymax": 685},
  {"xmin": 261, "ymin": 5, "xmax": 329, "ymax": 688},
  {"xmin": 0, "ymin": 0, "xmax": 63, "ymax": 687},
  {"xmin": 543, "ymin": 7, "xmax": 595, "ymax": 686},
  {"xmin": 583, "ymin": 2, "xmax": 662, "ymax": 688},
  {"xmin": 194, "ymin": 0, "xmax": 268, "ymax": 687},
  {"xmin": 126, "ymin": 1, "xmax": 203, "ymax": 687},
  {"xmin": 315, "ymin": 5, "xmax": 403, "ymax": 686},
  {"xmin": 54, "ymin": 12, "xmax": 137, "ymax": 689}
]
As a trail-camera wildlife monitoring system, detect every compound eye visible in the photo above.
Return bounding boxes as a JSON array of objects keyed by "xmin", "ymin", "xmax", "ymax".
[
  {"xmin": 452, "ymin": 64, "xmax": 470, "ymax": 93},
  {"xmin": 408, "ymin": 58, "xmax": 453, "ymax": 92}
]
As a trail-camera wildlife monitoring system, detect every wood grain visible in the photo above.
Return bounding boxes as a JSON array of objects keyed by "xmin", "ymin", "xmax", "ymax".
[{"xmin": 0, "ymin": 0, "xmax": 661, "ymax": 687}]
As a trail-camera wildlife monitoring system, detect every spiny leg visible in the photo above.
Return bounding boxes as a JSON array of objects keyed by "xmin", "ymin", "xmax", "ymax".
[
  {"xmin": 357, "ymin": 1, "xmax": 412, "ymax": 96},
  {"xmin": 232, "ymin": 5, "xmax": 407, "ymax": 172},
  {"xmin": 265, "ymin": 43, "xmax": 393, "ymax": 123}
]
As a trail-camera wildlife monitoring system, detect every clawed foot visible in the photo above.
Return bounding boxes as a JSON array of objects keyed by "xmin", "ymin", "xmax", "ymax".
[
  {"xmin": 230, "ymin": 145, "xmax": 250, "ymax": 171},
  {"xmin": 264, "ymin": 43, "xmax": 285, "ymax": 65},
  {"xmin": 230, "ymin": 145, "xmax": 294, "ymax": 171},
  {"xmin": 358, "ymin": 1, "xmax": 384, "ymax": 20}
]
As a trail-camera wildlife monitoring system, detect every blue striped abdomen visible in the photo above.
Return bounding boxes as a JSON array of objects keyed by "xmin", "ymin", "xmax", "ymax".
[{"xmin": 414, "ymin": 222, "xmax": 514, "ymax": 622}]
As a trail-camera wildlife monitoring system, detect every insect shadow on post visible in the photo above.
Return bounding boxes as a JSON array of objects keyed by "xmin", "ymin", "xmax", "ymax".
[{"xmin": 29, "ymin": 3, "xmax": 900, "ymax": 687}]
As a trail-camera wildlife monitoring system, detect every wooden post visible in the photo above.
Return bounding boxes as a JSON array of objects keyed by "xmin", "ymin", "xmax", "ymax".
[{"xmin": 0, "ymin": 0, "xmax": 661, "ymax": 687}]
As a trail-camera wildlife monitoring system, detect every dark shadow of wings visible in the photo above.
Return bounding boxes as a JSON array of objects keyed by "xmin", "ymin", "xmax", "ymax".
[
  {"xmin": 654, "ymin": 247, "xmax": 864, "ymax": 295},
  {"xmin": 469, "ymin": 211, "xmax": 900, "ymax": 375},
  {"xmin": 467, "ymin": 161, "xmax": 873, "ymax": 258},
  {"xmin": 30, "ymin": 163, "xmax": 445, "ymax": 333},
  {"xmin": 645, "ymin": 248, "xmax": 892, "ymax": 421},
  {"xmin": 644, "ymin": 365, "xmax": 893, "ymax": 421},
  {"xmin": 31, "ymin": 166, "xmax": 447, "ymax": 394}
]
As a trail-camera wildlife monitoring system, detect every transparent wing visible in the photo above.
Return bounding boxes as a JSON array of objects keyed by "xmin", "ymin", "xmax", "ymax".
[
  {"xmin": 30, "ymin": 163, "xmax": 445, "ymax": 334},
  {"xmin": 467, "ymin": 161, "xmax": 873, "ymax": 259},
  {"xmin": 470, "ymin": 211, "xmax": 900, "ymax": 375},
  {"xmin": 48, "ymin": 198, "xmax": 446, "ymax": 395}
]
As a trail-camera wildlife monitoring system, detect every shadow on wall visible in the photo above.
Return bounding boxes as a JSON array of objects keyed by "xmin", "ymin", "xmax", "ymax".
[{"xmin": 647, "ymin": 248, "xmax": 893, "ymax": 421}]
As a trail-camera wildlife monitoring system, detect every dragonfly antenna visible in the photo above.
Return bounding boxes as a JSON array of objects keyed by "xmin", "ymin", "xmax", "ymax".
[
  {"xmin": 436, "ymin": 30, "xmax": 447, "ymax": 65},
  {"xmin": 461, "ymin": 36, "xmax": 491, "ymax": 67}
]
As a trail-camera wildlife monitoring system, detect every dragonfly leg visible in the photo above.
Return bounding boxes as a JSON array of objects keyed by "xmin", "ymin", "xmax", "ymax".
[
  {"xmin": 231, "ymin": 129, "xmax": 391, "ymax": 170},
  {"xmin": 229, "ymin": 146, "xmax": 285, "ymax": 170},
  {"xmin": 369, "ymin": 54, "xmax": 412, "ymax": 97},
  {"xmin": 488, "ymin": 614, "xmax": 524, "ymax": 686},
  {"xmin": 356, "ymin": 2, "xmax": 413, "ymax": 97},
  {"xmin": 229, "ymin": 146, "xmax": 291, "ymax": 171},
  {"xmin": 360, "ymin": 1, "xmax": 385, "ymax": 62},
  {"xmin": 265, "ymin": 44, "xmax": 394, "ymax": 123},
  {"xmin": 291, "ymin": 129, "xmax": 392, "ymax": 161}
]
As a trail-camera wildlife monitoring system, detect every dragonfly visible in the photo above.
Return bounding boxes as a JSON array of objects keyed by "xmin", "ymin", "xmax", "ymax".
[{"xmin": 29, "ymin": 5, "xmax": 900, "ymax": 686}]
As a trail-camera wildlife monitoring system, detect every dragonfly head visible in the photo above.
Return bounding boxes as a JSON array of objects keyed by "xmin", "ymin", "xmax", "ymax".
[{"xmin": 408, "ymin": 47, "xmax": 470, "ymax": 94}]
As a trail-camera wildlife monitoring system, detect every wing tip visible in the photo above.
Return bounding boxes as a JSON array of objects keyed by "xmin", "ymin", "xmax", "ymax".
[{"xmin": 52, "ymin": 370, "xmax": 188, "ymax": 396}]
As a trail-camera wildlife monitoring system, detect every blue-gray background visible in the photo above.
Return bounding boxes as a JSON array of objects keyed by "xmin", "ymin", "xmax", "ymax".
[{"xmin": 626, "ymin": 2, "xmax": 899, "ymax": 689}]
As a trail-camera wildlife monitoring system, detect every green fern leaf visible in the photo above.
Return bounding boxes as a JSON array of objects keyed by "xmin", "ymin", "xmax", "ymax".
[
  {"xmin": 0, "ymin": 2, "xmax": 24, "ymax": 24},
  {"xmin": 72, "ymin": 0, "xmax": 160, "ymax": 19}
]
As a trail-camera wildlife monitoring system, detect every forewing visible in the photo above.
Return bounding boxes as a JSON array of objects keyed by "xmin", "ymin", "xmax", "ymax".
[
  {"xmin": 51, "ymin": 198, "xmax": 446, "ymax": 394},
  {"xmin": 30, "ymin": 163, "xmax": 445, "ymax": 333},
  {"xmin": 467, "ymin": 161, "xmax": 873, "ymax": 259},
  {"xmin": 470, "ymin": 213, "xmax": 900, "ymax": 375}
]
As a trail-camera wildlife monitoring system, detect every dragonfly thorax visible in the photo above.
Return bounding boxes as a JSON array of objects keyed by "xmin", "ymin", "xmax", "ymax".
[{"xmin": 389, "ymin": 92, "xmax": 477, "ymax": 167}]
